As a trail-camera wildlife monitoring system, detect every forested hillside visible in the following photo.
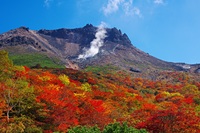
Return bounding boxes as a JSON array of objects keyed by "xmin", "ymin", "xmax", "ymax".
[{"xmin": 0, "ymin": 50, "xmax": 200, "ymax": 133}]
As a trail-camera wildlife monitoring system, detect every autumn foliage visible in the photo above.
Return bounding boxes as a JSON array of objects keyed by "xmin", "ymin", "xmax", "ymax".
[{"xmin": 0, "ymin": 50, "xmax": 200, "ymax": 132}]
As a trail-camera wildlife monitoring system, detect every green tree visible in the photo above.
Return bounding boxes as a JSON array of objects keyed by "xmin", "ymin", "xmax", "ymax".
[
  {"xmin": 103, "ymin": 122, "xmax": 147, "ymax": 133},
  {"xmin": 1, "ymin": 78, "xmax": 36, "ymax": 123},
  {"xmin": 0, "ymin": 116, "xmax": 43, "ymax": 133},
  {"xmin": 68, "ymin": 126, "xmax": 101, "ymax": 133},
  {"xmin": 0, "ymin": 50, "xmax": 38, "ymax": 123},
  {"xmin": 0, "ymin": 50, "xmax": 13, "ymax": 81},
  {"xmin": 181, "ymin": 84, "xmax": 199, "ymax": 96}
]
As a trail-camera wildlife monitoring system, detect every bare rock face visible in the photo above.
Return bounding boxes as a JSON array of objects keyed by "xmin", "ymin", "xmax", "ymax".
[
  {"xmin": 105, "ymin": 27, "xmax": 132, "ymax": 47},
  {"xmin": 195, "ymin": 68, "xmax": 200, "ymax": 73},
  {"xmin": 0, "ymin": 24, "xmax": 188, "ymax": 72},
  {"xmin": 37, "ymin": 24, "xmax": 132, "ymax": 48},
  {"xmin": 38, "ymin": 24, "xmax": 96, "ymax": 47},
  {"xmin": 0, "ymin": 36, "xmax": 35, "ymax": 46}
]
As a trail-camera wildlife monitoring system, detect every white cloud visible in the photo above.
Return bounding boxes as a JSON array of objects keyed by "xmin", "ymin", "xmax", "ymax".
[
  {"xmin": 44, "ymin": 0, "xmax": 53, "ymax": 7},
  {"xmin": 154, "ymin": 0, "xmax": 164, "ymax": 4},
  {"xmin": 123, "ymin": 0, "xmax": 141, "ymax": 17},
  {"xmin": 102, "ymin": 0, "xmax": 124, "ymax": 16},
  {"xmin": 44, "ymin": 0, "xmax": 63, "ymax": 8},
  {"xmin": 133, "ymin": 7, "xmax": 141, "ymax": 16},
  {"xmin": 78, "ymin": 22, "xmax": 107, "ymax": 59},
  {"xmin": 102, "ymin": 0, "xmax": 141, "ymax": 17}
]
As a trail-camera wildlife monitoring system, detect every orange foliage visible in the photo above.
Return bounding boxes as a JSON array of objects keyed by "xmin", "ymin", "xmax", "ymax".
[
  {"xmin": 137, "ymin": 108, "xmax": 200, "ymax": 133},
  {"xmin": 1, "ymin": 65, "xmax": 200, "ymax": 132}
]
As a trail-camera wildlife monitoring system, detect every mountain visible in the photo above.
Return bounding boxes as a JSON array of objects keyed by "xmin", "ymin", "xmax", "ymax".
[{"xmin": 0, "ymin": 24, "xmax": 199, "ymax": 73}]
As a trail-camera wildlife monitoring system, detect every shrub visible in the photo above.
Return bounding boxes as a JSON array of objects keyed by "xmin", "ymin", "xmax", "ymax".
[
  {"xmin": 102, "ymin": 122, "xmax": 147, "ymax": 133},
  {"xmin": 68, "ymin": 126, "xmax": 101, "ymax": 133}
]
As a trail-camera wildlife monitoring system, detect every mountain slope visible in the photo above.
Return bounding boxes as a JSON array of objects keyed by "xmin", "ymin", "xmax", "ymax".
[{"xmin": 0, "ymin": 24, "xmax": 195, "ymax": 72}]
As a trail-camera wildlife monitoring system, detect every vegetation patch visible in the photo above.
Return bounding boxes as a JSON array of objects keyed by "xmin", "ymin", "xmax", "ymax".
[
  {"xmin": 9, "ymin": 53, "xmax": 65, "ymax": 68},
  {"xmin": 1, "ymin": 50, "xmax": 200, "ymax": 133},
  {"xmin": 84, "ymin": 65, "xmax": 119, "ymax": 74}
]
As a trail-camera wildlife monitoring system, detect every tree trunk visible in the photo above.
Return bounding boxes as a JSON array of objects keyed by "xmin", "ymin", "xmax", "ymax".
[{"xmin": 6, "ymin": 109, "xmax": 10, "ymax": 123}]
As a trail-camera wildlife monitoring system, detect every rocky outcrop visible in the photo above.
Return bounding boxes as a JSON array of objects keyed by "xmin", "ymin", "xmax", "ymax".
[
  {"xmin": 105, "ymin": 27, "xmax": 132, "ymax": 47},
  {"xmin": 38, "ymin": 24, "xmax": 96, "ymax": 47},
  {"xmin": 130, "ymin": 67, "xmax": 141, "ymax": 73},
  {"xmin": 0, "ymin": 36, "xmax": 35, "ymax": 46},
  {"xmin": 194, "ymin": 68, "xmax": 200, "ymax": 73},
  {"xmin": 37, "ymin": 25, "xmax": 132, "ymax": 48}
]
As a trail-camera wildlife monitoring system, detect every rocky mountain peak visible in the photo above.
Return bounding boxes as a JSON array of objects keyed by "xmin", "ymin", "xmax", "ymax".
[
  {"xmin": 36, "ymin": 24, "xmax": 133, "ymax": 48},
  {"xmin": 37, "ymin": 28, "xmax": 69, "ymax": 39},
  {"xmin": 0, "ymin": 26, "xmax": 36, "ymax": 47},
  {"xmin": 1, "ymin": 26, "xmax": 29, "ymax": 37},
  {"xmin": 105, "ymin": 27, "xmax": 132, "ymax": 47},
  {"xmin": 83, "ymin": 24, "xmax": 95, "ymax": 29},
  {"xmin": 18, "ymin": 26, "xmax": 29, "ymax": 31}
]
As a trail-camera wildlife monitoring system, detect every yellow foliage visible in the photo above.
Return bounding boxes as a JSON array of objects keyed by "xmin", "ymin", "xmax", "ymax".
[
  {"xmin": 58, "ymin": 74, "xmax": 70, "ymax": 86},
  {"xmin": 13, "ymin": 66, "xmax": 25, "ymax": 72},
  {"xmin": 181, "ymin": 84, "xmax": 199, "ymax": 95},
  {"xmin": 38, "ymin": 75, "xmax": 51, "ymax": 82},
  {"xmin": 48, "ymin": 84, "xmax": 61, "ymax": 90},
  {"xmin": 74, "ymin": 92, "xmax": 86, "ymax": 98},
  {"xmin": 162, "ymin": 91, "xmax": 170, "ymax": 97},
  {"xmin": 195, "ymin": 105, "xmax": 200, "ymax": 114},
  {"xmin": 125, "ymin": 92, "xmax": 135, "ymax": 97},
  {"xmin": 81, "ymin": 83, "xmax": 91, "ymax": 92},
  {"xmin": 170, "ymin": 92, "xmax": 183, "ymax": 97},
  {"xmin": 162, "ymin": 91, "xmax": 183, "ymax": 98},
  {"xmin": 6, "ymin": 122, "xmax": 25, "ymax": 133}
]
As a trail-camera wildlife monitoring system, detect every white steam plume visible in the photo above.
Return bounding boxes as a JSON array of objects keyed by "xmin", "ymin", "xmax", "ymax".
[{"xmin": 78, "ymin": 22, "xmax": 107, "ymax": 59}]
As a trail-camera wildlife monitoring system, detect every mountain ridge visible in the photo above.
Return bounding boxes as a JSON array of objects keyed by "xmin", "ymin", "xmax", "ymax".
[{"xmin": 0, "ymin": 25, "xmax": 199, "ymax": 73}]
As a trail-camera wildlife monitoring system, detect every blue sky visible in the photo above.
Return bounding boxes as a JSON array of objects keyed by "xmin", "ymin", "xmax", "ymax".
[{"xmin": 1, "ymin": 0, "xmax": 200, "ymax": 64}]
